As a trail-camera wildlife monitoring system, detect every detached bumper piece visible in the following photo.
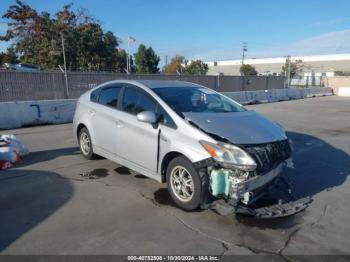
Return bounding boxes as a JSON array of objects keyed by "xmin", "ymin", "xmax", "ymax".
[{"xmin": 235, "ymin": 197, "xmax": 312, "ymax": 218}]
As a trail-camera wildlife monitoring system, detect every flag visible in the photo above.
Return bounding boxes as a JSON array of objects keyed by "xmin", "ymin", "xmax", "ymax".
[{"xmin": 128, "ymin": 36, "xmax": 136, "ymax": 43}]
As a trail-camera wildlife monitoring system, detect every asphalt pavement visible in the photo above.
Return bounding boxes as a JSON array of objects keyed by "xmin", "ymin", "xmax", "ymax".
[{"xmin": 1, "ymin": 96, "xmax": 350, "ymax": 258}]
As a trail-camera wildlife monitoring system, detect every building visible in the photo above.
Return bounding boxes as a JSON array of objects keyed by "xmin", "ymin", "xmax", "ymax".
[{"xmin": 206, "ymin": 53, "xmax": 350, "ymax": 77}]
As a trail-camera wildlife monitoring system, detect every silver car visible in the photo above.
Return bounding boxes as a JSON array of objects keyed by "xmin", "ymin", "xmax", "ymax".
[{"xmin": 73, "ymin": 80, "xmax": 297, "ymax": 215}]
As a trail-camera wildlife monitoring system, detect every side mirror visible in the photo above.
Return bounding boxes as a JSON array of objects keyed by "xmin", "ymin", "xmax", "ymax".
[{"xmin": 136, "ymin": 111, "xmax": 157, "ymax": 124}]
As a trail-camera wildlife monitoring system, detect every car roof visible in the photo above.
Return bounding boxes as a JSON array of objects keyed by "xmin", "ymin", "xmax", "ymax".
[{"xmin": 132, "ymin": 80, "xmax": 203, "ymax": 89}]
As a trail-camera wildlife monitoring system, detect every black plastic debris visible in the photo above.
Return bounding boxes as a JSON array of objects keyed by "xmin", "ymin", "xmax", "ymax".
[{"xmin": 235, "ymin": 197, "xmax": 312, "ymax": 218}]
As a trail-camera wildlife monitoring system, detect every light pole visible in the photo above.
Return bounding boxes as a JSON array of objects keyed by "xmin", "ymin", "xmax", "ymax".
[
  {"xmin": 287, "ymin": 55, "xmax": 291, "ymax": 89},
  {"xmin": 60, "ymin": 32, "xmax": 69, "ymax": 98},
  {"xmin": 283, "ymin": 55, "xmax": 291, "ymax": 88}
]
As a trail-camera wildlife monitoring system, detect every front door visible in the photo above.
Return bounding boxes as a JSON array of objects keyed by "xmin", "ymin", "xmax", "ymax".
[{"xmin": 114, "ymin": 85, "xmax": 159, "ymax": 173}]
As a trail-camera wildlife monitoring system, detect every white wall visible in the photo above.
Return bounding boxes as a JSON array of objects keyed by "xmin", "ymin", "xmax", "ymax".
[
  {"xmin": 0, "ymin": 88, "xmax": 333, "ymax": 130},
  {"xmin": 0, "ymin": 99, "xmax": 77, "ymax": 130}
]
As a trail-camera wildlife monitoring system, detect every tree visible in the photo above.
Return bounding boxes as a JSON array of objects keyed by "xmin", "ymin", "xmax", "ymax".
[
  {"xmin": 163, "ymin": 55, "xmax": 186, "ymax": 74},
  {"xmin": 113, "ymin": 49, "xmax": 134, "ymax": 73},
  {"xmin": 163, "ymin": 55, "xmax": 208, "ymax": 75},
  {"xmin": 281, "ymin": 59, "xmax": 303, "ymax": 78},
  {"xmin": 184, "ymin": 60, "xmax": 208, "ymax": 75},
  {"xmin": 240, "ymin": 64, "xmax": 258, "ymax": 76},
  {"xmin": 0, "ymin": 0, "xmax": 123, "ymax": 71},
  {"xmin": 0, "ymin": 47, "xmax": 18, "ymax": 64},
  {"xmin": 134, "ymin": 44, "xmax": 160, "ymax": 74}
]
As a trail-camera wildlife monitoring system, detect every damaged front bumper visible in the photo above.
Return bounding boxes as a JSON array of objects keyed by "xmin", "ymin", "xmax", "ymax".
[
  {"xmin": 205, "ymin": 158, "xmax": 311, "ymax": 218},
  {"xmin": 210, "ymin": 161, "xmax": 286, "ymax": 205}
]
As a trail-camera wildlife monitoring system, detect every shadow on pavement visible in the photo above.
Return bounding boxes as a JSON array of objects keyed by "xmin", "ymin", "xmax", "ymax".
[
  {"xmin": 16, "ymin": 147, "xmax": 80, "ymax": 167},
  {"xmin": 286, "ymin": 131, "xmax": 350, "ymax": 198},
  {"xmin": 151, "ymin": 131, "xmax": 350, "ymax": 228},
  {"xmin": 0, "ymin": 169, "xmax": 74, "ymax": 251},
  {"xmin": 237, "ymin": 131, "xmax": 350, "ymax": 228}
]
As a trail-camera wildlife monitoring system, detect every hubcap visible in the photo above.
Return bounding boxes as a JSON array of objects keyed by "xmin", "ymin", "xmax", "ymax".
[
  {"xmin": 80, "ymin": 132, "xmax": 91, "ymax": 155},
  {"xmin": 170, "ymin": 166, "xmax": 194, "ymax": 202}
]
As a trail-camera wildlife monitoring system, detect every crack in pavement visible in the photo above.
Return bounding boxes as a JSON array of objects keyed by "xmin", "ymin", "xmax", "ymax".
[
  {"xmin": 277, "ymin": 227, "xmax": 301, "ymax": 261},
  {"xmin": 139, "ymin": 190, "xmax": 310, "ymax": 262},
  {"xmin": 53, "ymin": 172, "xmax": 301, "ymax": 260},
  {"xmin": 311, "ymin": 204, "xmax": 328, "ymax": 228},
  {"xmin": 138, "ymin": 191, "xmax": 235, "ymax": 255},
  {"xmin": 138, "ymin": 191, "xmax": 289, "ymax": 258}
]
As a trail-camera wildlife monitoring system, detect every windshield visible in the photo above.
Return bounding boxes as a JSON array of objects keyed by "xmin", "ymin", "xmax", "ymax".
[{"xmin": 153, "ymin": 86, "xmax": 246, "ymax": 114}]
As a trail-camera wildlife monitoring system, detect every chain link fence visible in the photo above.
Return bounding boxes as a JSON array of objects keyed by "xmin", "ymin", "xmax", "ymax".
[{"xmin": 0, "ymin": 70, "xmax": 286, "ymax": 102}]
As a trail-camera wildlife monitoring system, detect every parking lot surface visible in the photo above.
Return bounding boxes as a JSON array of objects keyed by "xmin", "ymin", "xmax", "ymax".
[{"xmin": 1, "ymin": 96, "xmax": 350, "ymax": 258}]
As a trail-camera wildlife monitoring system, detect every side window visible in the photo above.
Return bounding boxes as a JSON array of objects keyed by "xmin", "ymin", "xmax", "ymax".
[
  {"xmin": 90, "ymin": 88, "xmax": 101, "ymax": 102},
  {"xmin": 98, "ymin": 86, "xmax": 121, "ymax": 108},
  {"xmin": 122, "ymin": 87, "xmax": 156, "ymax": 115},
  {"xmin": 156, "ymin": 106, "xmax": 176, "ymax": 128}
]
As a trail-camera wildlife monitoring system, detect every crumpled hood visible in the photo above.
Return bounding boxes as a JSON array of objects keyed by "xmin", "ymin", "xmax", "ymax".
[{"xmin": 183, "ymin": 110, "xmax": 287, "ymax": 145}]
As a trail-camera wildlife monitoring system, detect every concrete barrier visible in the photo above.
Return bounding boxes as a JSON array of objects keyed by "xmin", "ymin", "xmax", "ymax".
[
  {"xmin": 224, "ymin": 87, "xmax": 333, "ymax": 105},
  {"xmin": 0, "ymin": 99, "xmax": 77, "ymax": 130},
  {"xmin": 337, "ymin": 87, "xmax": 350, "ymax": 97},
  {"xmin": 0, "ymin": 87, "xmax": 333, "ymax": 130}
]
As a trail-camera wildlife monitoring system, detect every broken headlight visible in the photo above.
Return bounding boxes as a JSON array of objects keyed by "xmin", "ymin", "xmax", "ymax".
[{"xmin": 200, "ymin": 140, "xmax": 257, "ymax": 171}]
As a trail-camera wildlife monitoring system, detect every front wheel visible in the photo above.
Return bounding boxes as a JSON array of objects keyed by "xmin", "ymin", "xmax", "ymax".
[{"xmin": 166, "ymin": 156, "xmax": 207, "ymax": 210}]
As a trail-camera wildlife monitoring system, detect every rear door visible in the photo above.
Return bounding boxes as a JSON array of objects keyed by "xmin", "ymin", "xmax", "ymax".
[
  {"xmin": 114, "ymin": 84, "xmax": 160, "ymax": 173},
  {"xmin": 91, "ymin": 85, "xmax": 122, "ymax": 155}
]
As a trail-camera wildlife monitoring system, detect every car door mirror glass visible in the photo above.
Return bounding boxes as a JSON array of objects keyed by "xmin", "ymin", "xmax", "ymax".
[{"xmin": 136, "ymin": 111, "xmax": 157, "ymax": 124}]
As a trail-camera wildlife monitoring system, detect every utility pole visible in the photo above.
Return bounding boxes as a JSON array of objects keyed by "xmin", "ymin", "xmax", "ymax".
[
  {"xmin": 241, "ymin": 42, "xmax": 247, "ymax": 65},
  {"xmin": 165, "ymin": 55, "xmax": 168, "ymax": 67},
  {"xmin": 287, "ymin": 55, "xmax": 291, "ymax": 88},
  {"xmin": 60, "ymin": 32, "xmax": 69, "ymax": 98},
  {"xmin": 283, "ymin": 55, "xmax": 291, "ymax": 88}
]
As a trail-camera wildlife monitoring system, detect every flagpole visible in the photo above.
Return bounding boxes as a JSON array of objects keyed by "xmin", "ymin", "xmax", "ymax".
[
  {"xmin": 127, "ymin": 37, "xmax": 130, "ymax": 74},
  {"xmin": 126, "ymin": 37, "xmax": 129, "ymax": 74}
]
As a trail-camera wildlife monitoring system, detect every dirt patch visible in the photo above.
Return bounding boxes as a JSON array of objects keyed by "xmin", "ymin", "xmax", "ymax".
[{"xmin": 80, "ymin": 168, "xmax": 109, "ymax": 179}]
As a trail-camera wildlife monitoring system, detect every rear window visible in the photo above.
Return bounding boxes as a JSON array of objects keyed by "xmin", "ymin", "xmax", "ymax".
[
  {"xmin": 90, "ymin": 88, "xmax": 101, "ymax": 102},
  {"xmin": 98, "ymin": 86, "xmax": 121, "ymax": 108}
]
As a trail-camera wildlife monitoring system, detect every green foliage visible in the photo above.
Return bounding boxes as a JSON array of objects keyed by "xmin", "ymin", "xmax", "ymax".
[
  {"xmin": 240, "ymin": 64, "xmax": 258, "ymax": 76},
  {"xmin": 281, "ymin": 59, "xmax": 303, "ymax": 78},
  {"xmin": 134, "ymin": 44, "xmax": 160, "ymax": 74},
  {"xmin": 163, "ymin": 55, "xmax": 185, "ymax": 74},
  {"xmin": 163, "ymin": 55, "xmax": 208, "ymax": 75},
  {"xmin": 0, "ymin": 47, "xmax": 18, "ymax": 64},
  {"xmin": 184, "ymin": 60, "xmax": 209, "ymax": 75},
  {"xmin": 0, "ymin": 0, "xmax": 124, "ymax": 71}
]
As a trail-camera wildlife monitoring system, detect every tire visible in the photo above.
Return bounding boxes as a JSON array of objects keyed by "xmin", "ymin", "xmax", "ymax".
[
  {"xmin": 166, "ymin": 156, "xmax": 208, "ymax": 210},
  {"xmin": 78, "ymin": 127, "xmax": 96, "ymax": 160}
]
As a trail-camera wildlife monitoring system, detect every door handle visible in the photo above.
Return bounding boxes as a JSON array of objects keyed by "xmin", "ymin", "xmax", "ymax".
[
  {"xmin": 89, "ymin": 109, "xmax": 96, "ymax": 116},
  {"xmin": 115, "ymin": 119, "xmax": 124, "ymax": 128}
]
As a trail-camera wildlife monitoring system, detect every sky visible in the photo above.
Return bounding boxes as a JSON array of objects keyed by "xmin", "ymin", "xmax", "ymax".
[{"xmin": 1, "ymin": 0, "xmax": 350, "ymax": 64}]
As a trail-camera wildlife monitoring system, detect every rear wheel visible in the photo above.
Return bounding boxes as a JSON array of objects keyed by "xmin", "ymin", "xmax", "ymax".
[
  {"xmin": 166, "ymin": 156, "xmax": 206, "ymax": 210},
  {"xmin": 78, "ymin": 127, "xmax": 95, "ymax": 160}
]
